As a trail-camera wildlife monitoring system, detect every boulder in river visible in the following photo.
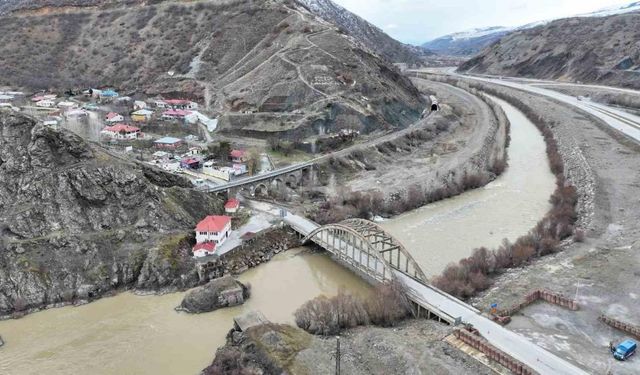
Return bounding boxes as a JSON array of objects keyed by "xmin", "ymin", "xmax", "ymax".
[{"xmin": 177, "ymin": 276, "xmax": 250, "ymax": 314}]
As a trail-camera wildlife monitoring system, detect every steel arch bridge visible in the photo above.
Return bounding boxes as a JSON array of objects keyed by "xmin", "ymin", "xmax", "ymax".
[{"xmin": 302, "ymin": 218, "xmax": 428, "ymax": 284}]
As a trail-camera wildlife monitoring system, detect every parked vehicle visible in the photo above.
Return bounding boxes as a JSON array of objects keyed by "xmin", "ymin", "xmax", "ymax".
[{"xmin": 612, "ymin": 339, "xmax": 637, "ymax": 361}]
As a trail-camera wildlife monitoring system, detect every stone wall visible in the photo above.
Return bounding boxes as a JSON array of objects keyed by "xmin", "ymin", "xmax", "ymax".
[{"xmin": 197, "ymin": 226, "xmax": 299, "ymax": 282}]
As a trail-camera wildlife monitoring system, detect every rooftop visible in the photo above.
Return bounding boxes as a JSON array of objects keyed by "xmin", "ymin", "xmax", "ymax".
[
  {"xmin": 154, "ymin": 136, "xmax": 182, "ymax": 144},
  {"xmin": 196, "ymin": 215, "xmax": 231, "ymax": 232}
]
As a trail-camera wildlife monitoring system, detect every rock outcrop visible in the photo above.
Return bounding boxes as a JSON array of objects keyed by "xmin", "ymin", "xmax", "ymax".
[
  {"xmin": 0, "ymin": 113, "xmax": 224, "ymax": 316},
  {"xmin": 177, "ymin": 276, "xmax": 250, "ymax": 314}
]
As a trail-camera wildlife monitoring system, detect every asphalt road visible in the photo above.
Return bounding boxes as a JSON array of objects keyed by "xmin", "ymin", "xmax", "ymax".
[
  {"xmin": 451, "ymin": 73, "xmax": 640, "ymax": 142},
  {"xmin": 280, "ymin": 210, "xmax": 588, "ymax": 375}
]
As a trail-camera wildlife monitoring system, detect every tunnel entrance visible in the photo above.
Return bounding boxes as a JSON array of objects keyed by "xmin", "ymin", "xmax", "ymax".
[{"xmin": 431, "ymin": 103, "xmax": 438, "ymax": 111}]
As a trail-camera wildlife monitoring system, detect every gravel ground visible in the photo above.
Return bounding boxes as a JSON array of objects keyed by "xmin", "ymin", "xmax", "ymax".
[
  {"xmin": 342, "ymin": 78, "xmax": 504, "ymax": 196},
  {"xmin": 294, "ymin": 320, "xmax": 492, "ymax": 375},
  {"xmin": 462, "ymin": 81, "xmax": 640, "ymax": 374}
]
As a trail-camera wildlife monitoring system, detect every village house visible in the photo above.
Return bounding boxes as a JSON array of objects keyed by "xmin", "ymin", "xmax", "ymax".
[
  {"xmin": 186, "ymin": 146, "xmax": 203, "ymax": 156},
  {"xmin": 230, "ymin": 149, "xmax": 248, "ymax": 163},
  {"xmin": 105, "ymin": 112, "xmax": 124, "ymax": 123},
  {"xmin": 225, "ymin": 198, "xmax": 240, "ymax": 214},
  {"xmin": 165, "ymin": 99, "xmax": 199, "ymax": 110},
  {"xmin": 161, "ymin": 109, "xmax": 197, "ymax": 123},
  {"xmin": 192, "ymin": 242, "xmax": 216, "ymax": 258},
  {"xmin": 66, "ymin": 109, "xmax": 88, "ymax": 118},
  {"xmin": 35, "ymin": 99, "xmax": 56, "ymax": 108},
  {"xmin": 101, "ymin": 124, "xmax": 141, "ymax": 140},
  {"xmin": 133, "ymin": 100, "xmax": 148, "ymax": 110},
  {"xmin": 180, "ymin": 157, "xmax": 201, "ymax": 169},
  {"xmin": 131, "ymin": 109, "xmax": 154, "ymax": 122},
  {"xmin": 57, "ymin": 101, "xmax": 77, "ymax": 110},
  {"xmin": 195, "ymin": 215, "xmax": 231, "ymax": 246},
  {"xmin": 152, "ymin": 150, "xmax": 171, "ymax": 160},
  {"xmin": 154, "ymin": 136, "xmax": 183, "ymax": 150},
  {"xmin": 100, "ymin": 89, "xmax": 119, "ymax": 99},
  {"xmin": 0, "ymin": 94, "xmax": 14, "ymax": 102},
  {"xmin": 203, "ymin": 162, "xmax": 234, "ymax": 181}
]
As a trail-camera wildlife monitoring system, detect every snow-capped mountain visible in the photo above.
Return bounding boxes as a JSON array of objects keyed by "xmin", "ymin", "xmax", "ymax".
[{"xmin": 422, "ymin": 1, "xmax": 640, "ymax": 56}]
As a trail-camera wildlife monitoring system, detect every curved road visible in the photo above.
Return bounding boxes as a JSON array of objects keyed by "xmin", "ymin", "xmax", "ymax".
[{"xmin": 443, "ymin": 71, "xmax": 640, "ymax": 142}]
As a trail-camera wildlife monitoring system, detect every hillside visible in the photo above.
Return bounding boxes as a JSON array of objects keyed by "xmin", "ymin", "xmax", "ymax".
[
  {"xmin": 0, "ymin": 112, "xmax": 224, "ymax": 315},
  {"xmin": 0, "ymin": 0, "xmax": 424, "ymax": 137},
  {"xmin": 458, "ymin": 12, "xmax": 640, "ymax": 88},
  {"xmin": 297, "ymin": 0, "xmax": 425, "ymax": 65},
  {"xmin": 424, "ymin": 2, "xmax": 640, "ymax": 57}
]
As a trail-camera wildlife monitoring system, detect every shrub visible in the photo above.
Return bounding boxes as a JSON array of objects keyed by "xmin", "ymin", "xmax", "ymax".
[
  {"xmin": 294, "ymin": 280, "xmax": 411, "ymax": 335},
  {"xmin": 430, "ymin": 77, "xmax": 580, "ymax": 300}
]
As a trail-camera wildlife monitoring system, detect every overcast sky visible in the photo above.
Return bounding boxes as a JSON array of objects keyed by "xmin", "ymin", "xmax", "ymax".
[{"xmin": 331, "ymin": 0, "xmax": 632, "ymax": 45}]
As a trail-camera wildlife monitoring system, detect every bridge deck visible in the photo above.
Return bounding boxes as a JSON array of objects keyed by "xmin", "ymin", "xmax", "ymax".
[{"xmin": 283, "ymin": 213, "xmax": 587, "ymax": 375}]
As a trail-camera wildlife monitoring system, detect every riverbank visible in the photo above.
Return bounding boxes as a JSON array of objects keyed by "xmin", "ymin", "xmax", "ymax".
[
  {"xmin": 205, "ymin": 319, "xmax": 493, "ymax": 374},
  {"xmin": 302, "ymin": 79, "xmax": 510, "ymax": 223},
  {"xmin": 0, "ymin": 226, "xmax": 299, "ymax": 321},
  {"xmin": 442, "ymin": 76, "xmax": 640, "ymax": 374},
  {"xmin": 0, "ymin": 248, "xmax": 372, "ymax": 374}
]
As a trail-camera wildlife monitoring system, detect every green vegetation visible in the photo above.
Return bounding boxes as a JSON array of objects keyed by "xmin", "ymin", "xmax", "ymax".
[{"xmin": 159, "ymin": 233, "xmax": 191, "ymax": 270}]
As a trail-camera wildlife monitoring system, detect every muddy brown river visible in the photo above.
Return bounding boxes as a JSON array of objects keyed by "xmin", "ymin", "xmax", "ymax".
[
  {"xmin": 0, "ymin": 96, "xmax": 555, "ymax": 374},
  {"xmin": 381, "ymin": 97, "xmax": 556, "ymax": 276}
]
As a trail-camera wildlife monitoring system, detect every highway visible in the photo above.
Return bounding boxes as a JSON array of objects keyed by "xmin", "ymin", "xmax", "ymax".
[
  {"xmin": 281, "ymin": 211, "xmax": 588, "ymax": 375},
  {"xmin": 449, "ymin": 73, "xmax": 640, "ymax": 143}
]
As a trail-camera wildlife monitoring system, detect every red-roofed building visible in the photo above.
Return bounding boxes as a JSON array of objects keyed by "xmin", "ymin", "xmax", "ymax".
[
  {"xmin": 192, "ymin": 242, "xmax": 216, "ymax": 258},
  {"xmin": 161, "ymin": 109, "xmax": 197, "ymax": 123},
  {"xmin": 156, "ymin": 99, "xmax": 199, "ymax": 110},
  {"xmin": 105, "ymin": 112, "xmax": 124, "ymax": 123},
  {"xmin": 195, "ymin": 215, "xmax": 231, "ymax": 245},
  {"xmin": 230, "ymin": 149, "xmax": 247, "ymax": 163},
  {"xmin": 225, "ymin": 198, "xmax": 240, "ymax": 214},
  {"xmin": 101, "ymin": 124, "xmax": 141, "ymax": 139}
]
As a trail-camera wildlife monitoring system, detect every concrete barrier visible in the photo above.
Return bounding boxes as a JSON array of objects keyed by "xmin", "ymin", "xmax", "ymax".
[
  {"xmin": 454, "ymin": 329, "xmax": 537, "ymax": 374},
  {"xmin": 598, "ymin": 315, "xmax": 640, "ymax": 339}
]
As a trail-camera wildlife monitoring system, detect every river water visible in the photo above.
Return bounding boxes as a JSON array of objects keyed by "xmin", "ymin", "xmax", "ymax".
[
  {"xmin": 380, "ymin": 97, "xmax": 556, "ymax": 276},
  {"xmin": 0, "ymin": 249, "xmax": 371, "ymax": 375},
  {"xmin": 0, "ymin": 97, "xmax": 555, "ymax": 374}
]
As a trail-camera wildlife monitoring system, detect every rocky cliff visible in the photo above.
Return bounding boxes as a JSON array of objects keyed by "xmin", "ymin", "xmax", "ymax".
[
  {"xmin": 458, "ymin": 12, "xmax": 640, "ymax": 89},
  {"xmin": 0, "ymin": 0, "xmax": 424, "ymax": 137},
  {"xmin": 0, "ymin": 112, "xmax": 224, "ymax": 316}
]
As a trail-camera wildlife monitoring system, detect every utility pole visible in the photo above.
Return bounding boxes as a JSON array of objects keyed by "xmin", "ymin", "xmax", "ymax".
[{"xmin": 335, "ymin": 337, "xmax": 341, "ymax": 375}]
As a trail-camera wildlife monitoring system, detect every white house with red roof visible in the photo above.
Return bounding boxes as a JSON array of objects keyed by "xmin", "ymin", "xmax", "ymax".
[
  {"xmin": 225, "ymin": 198, "xmax": 240, "ymax": 214},
  {"xmin": 230, "ymin": 149, "xmax": 247, "ymax": 163},
  {"xmin": 161, "ymin": 109, "xmax": 198, "ymax": 124},
  {"xmin": 195, "ymin": 215, "xmax": 231, "ymax": 245},
  {"xmin": 105, "ymin": 112, "xmax": 124, "ymax": 123},
  {"xmin": 192, "ymin": 242, "xmax": 216, "ymax": 258},
  {"xmin": 101, "ymin": 124, "xmax": 141, "ymax": 140}
]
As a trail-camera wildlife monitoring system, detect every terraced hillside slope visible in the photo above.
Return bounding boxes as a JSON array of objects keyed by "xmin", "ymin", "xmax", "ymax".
[
  {"xmin": 0, "ymin": 0, "xmax": 424, "ymax": 137},
  {"xmin": 0, "ymin": 112, "xmax": 224, "ymax": 315},
  {"xmin": 458, "ymin": 11, "xmax": 640, "ymax": 89}
]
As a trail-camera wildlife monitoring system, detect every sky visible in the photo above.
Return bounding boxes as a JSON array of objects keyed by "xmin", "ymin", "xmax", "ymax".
[{"xmin": 331, "ymin": 0, "xmax": 632, "ymax": 45}]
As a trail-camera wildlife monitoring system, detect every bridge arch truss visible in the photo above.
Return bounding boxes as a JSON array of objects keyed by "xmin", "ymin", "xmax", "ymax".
[{"xmin": 302, "ymin": 218, "xmax": 428, "ymax": 284}]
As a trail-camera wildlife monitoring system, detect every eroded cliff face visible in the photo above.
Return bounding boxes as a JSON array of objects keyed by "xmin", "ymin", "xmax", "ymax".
[{"xmin": 0, "ymin": 113, "xmax": 223, "ymax": 315}]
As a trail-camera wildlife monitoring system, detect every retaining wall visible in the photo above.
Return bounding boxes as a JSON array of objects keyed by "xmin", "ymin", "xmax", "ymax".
[
  {"xmin": 498, "ymin": 289, "xmax": 578, "ymax": 316},
  {"xmin": 454, "ymin": 329, "xmax": 537, "ymax": 375},
  {"xmin": 598, "ymin": 315, "xmax": 640, "ymax": 339}
]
